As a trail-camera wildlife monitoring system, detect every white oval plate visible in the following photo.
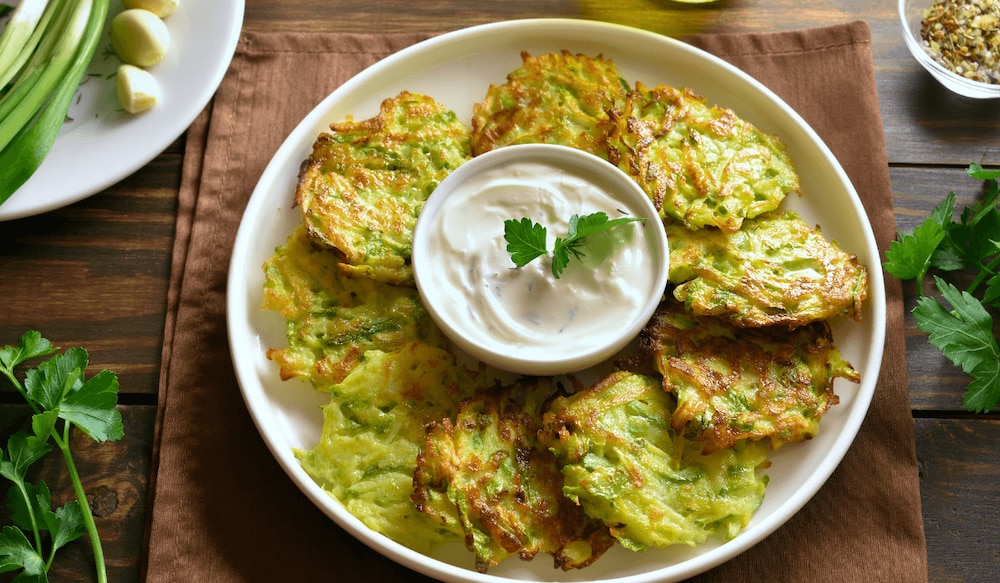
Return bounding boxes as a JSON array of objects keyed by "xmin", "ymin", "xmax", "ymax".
[
  {"xmin": 227, "ymin": 19, "xmax": 886, "ymax": 583},
  {"xmin": 0, "ymin": 0, "xmax": 244, "ymax": 221}
]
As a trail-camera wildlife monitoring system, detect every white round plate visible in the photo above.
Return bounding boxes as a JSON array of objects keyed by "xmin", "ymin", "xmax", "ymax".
[
  {"xmin": 227, "ymin": 19, "xmax": 886, "ymax": 583},
  {"xmin": 0, "ymin": 0, "xmax": 244, "ymax": 221}
]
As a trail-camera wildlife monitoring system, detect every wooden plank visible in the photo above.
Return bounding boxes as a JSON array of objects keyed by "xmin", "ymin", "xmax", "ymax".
[
  {"xmin": 0, "ymin": 144, "xmax": 181, "ymax": 398},
  {"xmin": 916, "ymin": 417, "xmax": 1000, "ymax": 582}
]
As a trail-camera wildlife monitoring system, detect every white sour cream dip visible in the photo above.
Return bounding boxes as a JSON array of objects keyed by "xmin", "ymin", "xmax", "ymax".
[{"xmin": 413, "ymin": 145, "xmax": 667, "ymax": 375}]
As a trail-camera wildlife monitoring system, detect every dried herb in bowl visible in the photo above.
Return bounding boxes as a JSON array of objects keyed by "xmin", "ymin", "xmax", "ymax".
[{"xmin": 921, "ymin": 0, "xmax": 1000, "ymax": 85}]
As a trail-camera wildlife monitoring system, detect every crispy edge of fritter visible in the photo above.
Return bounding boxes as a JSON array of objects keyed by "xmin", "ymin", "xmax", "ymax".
[
  {"xmin": 261, "ymin": 224, "xmax": 445, "ymax": 389},
  {"xmin": 470, "ymin": 50, "xmax": 629, "ymax": 157},
  {"xmin": 411, "ymin": 378, "xmax": 615, "ymax": 572},
  {"xmin": 539, "ymin": 370, "xmax": 770, "ymax": 550},
  {"xmin": 666, "ymin": 211, "xmax": 870, "ymax": 328},
  {"xmin": 627, "ymin": 300, "xmax": 860, "ymax": 452},
  {"xmin": 606, "ymin": 82, "xmax": 799, "ymax": 233},
  {"xmin": 294, "ymin": 90, "xmax": 470, "ymax": 286}
]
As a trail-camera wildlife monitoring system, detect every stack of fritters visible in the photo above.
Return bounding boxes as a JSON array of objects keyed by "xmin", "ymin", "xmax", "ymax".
[
  {"xmin": 264, "ymin": 49, "xmax": 870, "ymax": 573},
  {"xmin": 295, "ymin": 340, "xmax": 485, "ymax": 554},
  {"xmin": 472, "ymin": 52, "xmax": 798, "ymax": 233},
  {"xmin": 470, "ymin": 51, "xmax": 866, "ymax": 452},
  {"xmin": 412, "ymin": 378, "xmax": 615, "ymax": 572}
]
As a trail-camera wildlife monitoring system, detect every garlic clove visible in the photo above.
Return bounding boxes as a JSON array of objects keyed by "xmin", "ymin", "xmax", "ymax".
[
  {"xmin": 117, "ymin": 64, "xmax": 161, "ymax": 114},
  {"xmin": 123, "ymin": 0, "xmax": 179, "ymax": 18},
  {"xmin": 111, "ymin": 9, "xmax": 170, "ymax": 68}
]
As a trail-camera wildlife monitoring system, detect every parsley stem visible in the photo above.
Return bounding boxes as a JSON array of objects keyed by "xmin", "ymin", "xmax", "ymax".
[
  {"xmin": 0, "ymin": 368, "xmax": 36, "ymax": 414},
  {"xmin": 15, "ymin": 479, "xmax": 44, "ymax": 559},
  {"xmin": 967, "ymin": 253, "xmax": 1000, "ymax": 296},
  {"xmin": 52, "ymin": 425, "xmax": 107, "ymax": 583}
]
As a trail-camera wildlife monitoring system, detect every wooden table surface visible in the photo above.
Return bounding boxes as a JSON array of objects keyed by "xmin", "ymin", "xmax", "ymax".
[{"xmin": 1, "ymin": 0, "xmax": 998, "ymax": 581}]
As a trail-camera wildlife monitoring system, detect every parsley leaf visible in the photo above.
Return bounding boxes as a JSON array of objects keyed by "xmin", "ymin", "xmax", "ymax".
[
  {"xmin": 0, "ymin": 525, "xmax": 45, "ymax": 578},
  {"xmin": 552, "ymin": 212, "xmax": 646, "ymax": 278},
  {"xmin": 884, "ymin": 164, "xmax": 1000, "ymax": 413},
  {"xmin": 503, "ymin": 217, "xmax": 548, "ymax": 268},
  {"xmin": 985, "ymin": 270, "xmax": 1000, "ymax": 308},
  {"xmin": 914, "ymin": 277, "xmax": 1000, "ymax": 413},
  {"xmin": 883, "ymin": 201, "xmax": 948, "ymax": 283},
  {"xmin": 967, "ymin": 162, "xmax": 1000, "ymax": 181},
  {"xmin": 504, "ymin": 211, "xmax": 646, "ymax": 279},
  {"xmin": 0, "ymin": 434, "xmax": 51, "ymax": 485},
  {"xmin": 0, "ymin": 331, "xmax": 56, "ymax": 374},
  {"xmin": 0, "ymin": 331, "xmax": 123, "ymax": 583},
  {"xmin": 58, "ymin": 369, "xmax": 123, "ymax": 442}
]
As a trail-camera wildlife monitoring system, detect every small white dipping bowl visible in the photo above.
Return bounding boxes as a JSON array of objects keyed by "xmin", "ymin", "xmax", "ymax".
[{"xmin": 412, "ymin": 144, "xmax": 669, "ymax": 376}]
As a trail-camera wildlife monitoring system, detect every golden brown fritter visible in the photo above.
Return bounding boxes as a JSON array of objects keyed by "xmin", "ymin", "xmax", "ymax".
[
  {"xmin": 607, "ymin": 83, "xmax": 799, "ymax": 232},
  {"xmin": 539, "ymin": 370, "xmax": 770, "ymax": 551},
  {"xmin": 412, "ymin": 377, "xmax": 614, "ymax": 572},
  {"xmin": 261, "ymin": 225, "xmax": 446, "ymax": 389},
  {"xmin": 295, "ymin": 91, "xmax": 470, "ymax": 285},
  {"xmin": 470, "ymin": 51, "xmax": 630, "ymax": 157},
  {"xmin": 632, "ymin": 300, "xmax": 860, "ymax": 452},
  {"xmin": 667, "ymin": 210, "xmax": 869, "ymax": 327},
  {"xmin": 296, "ymin": 341, "xmax": 485, "ymax": 554}
]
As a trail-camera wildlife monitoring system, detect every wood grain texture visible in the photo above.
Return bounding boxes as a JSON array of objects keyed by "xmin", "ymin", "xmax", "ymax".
[
  {"xmin": 916, "ymin": 418, "xmax": 1000, "ymax": 582},
  {"xmin": 0, "ymin": 142, "xmax": 180, "ymax": 399}
]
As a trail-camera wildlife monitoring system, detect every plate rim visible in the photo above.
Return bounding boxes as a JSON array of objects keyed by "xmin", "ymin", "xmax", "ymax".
[{"xmin": 226, "ymin": 17, "xmax": 886, "ymax": 583}]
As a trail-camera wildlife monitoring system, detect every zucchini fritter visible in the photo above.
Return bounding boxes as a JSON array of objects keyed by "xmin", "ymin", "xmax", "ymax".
[
  {"xmin": 540, "ymin": 371, "xmax": 769, "ymax": 552},
  {"xmin": 607, "ymin": 83, "xmax": 799, "ymax": 232},
  {"xmin": 262, "ymin": 225, "xmax": 445, "ymax": 389},
  {"xmin": 636, "ymin": 301, "xmax": 860, "ymax": 452},
  {"xmin": 667, "ymin": 210, "xmax": 869, "ymax": 327},
  {"xmin": 413, "ymin": 378, "xmax": 614, "ymax": 572},
  {"xmin": 295, "ymin": 91, "xmax": 471, "ymax": 285},
  {"xmin": 470, "ymin": 51, "xmax": 630, "ymax": 157},
  {"xmin": 268, "ymin": 50, "xmax": 870, "ymax": 572},
  {"xmin": 296, "ymin": 341, "xmax": 484, "ymax": 554}
]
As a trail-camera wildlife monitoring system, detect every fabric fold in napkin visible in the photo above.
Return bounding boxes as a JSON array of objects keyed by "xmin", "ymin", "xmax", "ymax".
[{"xmin": 144, "ymin": 23, "xmax": 928, "ymax": 582}]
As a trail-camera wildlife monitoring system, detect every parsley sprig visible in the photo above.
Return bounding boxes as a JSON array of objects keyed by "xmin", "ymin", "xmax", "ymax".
[
  {"xmin": 883, "ymin": 163, "xmax": 1000, "ymax": 413},
  {"xmin": 504, "ymin": 211, "xmax": 646, "ymax": 279},
  {"xmin": 0, "ymin": 331, "xmax": 124, "ymax": 583}
]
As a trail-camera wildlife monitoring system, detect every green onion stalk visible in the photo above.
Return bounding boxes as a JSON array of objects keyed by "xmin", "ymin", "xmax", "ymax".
[{"xmin": 0, "ymin": 0, "xmax": 111, "ymax": 206}]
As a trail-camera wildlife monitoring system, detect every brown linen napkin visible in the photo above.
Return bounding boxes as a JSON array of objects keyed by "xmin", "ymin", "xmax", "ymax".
[{"xmin": 144, "ymin": 23, "xmax": 928, "ymax": 582}]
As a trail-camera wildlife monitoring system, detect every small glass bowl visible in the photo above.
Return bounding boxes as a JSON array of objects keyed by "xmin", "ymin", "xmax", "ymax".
[
  {"xmin": 899, "ymin": 0, "xmax": 1000, "ymax": 99},
  {"xmin": 412, "ymin": 144, "xmax": 669, "ymax": 377}
]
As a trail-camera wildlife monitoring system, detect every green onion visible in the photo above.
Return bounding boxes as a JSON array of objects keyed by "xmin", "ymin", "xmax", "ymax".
[
  {"xmin": 0, "ymin": 1, "xmax": 63, "ymax": 92},
  {"xmin": 0, "ymin": 1, "xmax": 50, "ymax": 86},
  {"xmin": 0, "ymin": 2, "xmax": 82, "ymax": 150},
  {"xmin": 0, "ymin": 0, "xmax": 110, "ymax": 207}
]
